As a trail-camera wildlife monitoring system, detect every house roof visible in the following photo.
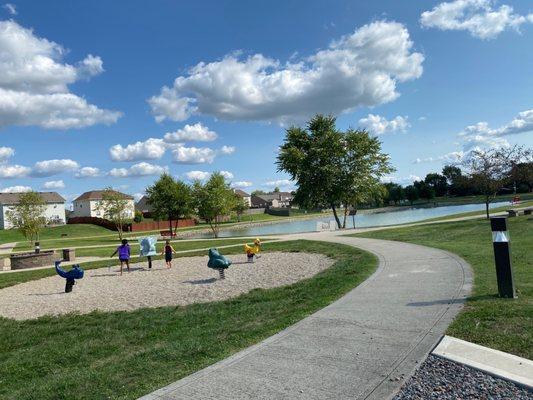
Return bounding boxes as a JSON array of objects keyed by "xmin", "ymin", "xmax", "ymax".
[
  {"xmin": 233, "ymin": 189, "xmax": 250, "ymax": 197},
  {"xmin": 253, "ymin": 192, "xmax": 293, "ymax": 202},
  {"xmin": 74, "ymin": 190, "xmax": 134, "ymax": 201},
  {"xmin": 0, "ymin": 192, "xmax": 65, "ymax": 205},
  {"xmin": 135, "ymin": 195, "xmax": 152, "ymax": 212}
]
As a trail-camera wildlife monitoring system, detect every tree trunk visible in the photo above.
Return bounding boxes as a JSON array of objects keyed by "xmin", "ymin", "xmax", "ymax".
[
  {"xmin": 342, "ymin": 206, "xmax": 348, "ymax": 229},
  {"xmin": 331, "ymin": 204, "xmax": 342, "ymax": 229},
  {"xmin": 485, "ymin": 200, "xmax": 490, "ymax": 219},
  {"xmin": 352, "ymin": 209, "xmax": 357, "ymax": 229},
  {"xmin": 168, "ymin": 213, "xmax": 173, "ymax": 236}
]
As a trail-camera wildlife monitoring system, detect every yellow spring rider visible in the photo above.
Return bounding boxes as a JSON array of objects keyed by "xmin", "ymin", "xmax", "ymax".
[{"xmin": 244, "ymin": 238, "xmax": 261, "ymax": 263}]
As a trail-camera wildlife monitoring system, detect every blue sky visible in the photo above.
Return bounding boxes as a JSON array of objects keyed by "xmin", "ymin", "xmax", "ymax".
[{"xmin": 0, "ymin": 0, "xmax": 532, "ymax": 203}]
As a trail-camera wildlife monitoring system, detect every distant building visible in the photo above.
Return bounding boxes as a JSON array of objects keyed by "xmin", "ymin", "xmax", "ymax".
[
  {"xmin": 135, "ymin": 195, "xmax": 153, "ymax": 217},
  {"xmin": 0, "ymin": 192, "xmax": 66, "ymax": 229},
  {"xmin": 251, "ymin": 192, "xmax": 294, "ymax": 208},
  {"xmin": 233, "ymin": 189, "xmax": 251, "ymax": 208},
  {"xmin": 71, "ymin": 190, "xmax": 134, "ymax": 219}
]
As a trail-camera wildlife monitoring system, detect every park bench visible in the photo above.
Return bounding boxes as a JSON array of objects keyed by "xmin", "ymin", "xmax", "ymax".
[
  {"xmin": 506, "ymin": 209, "xmax": 518, "ymax": 217},
  {"xmin": 160, "ymin": 230, "xmax": 176, "ymax": 238}
]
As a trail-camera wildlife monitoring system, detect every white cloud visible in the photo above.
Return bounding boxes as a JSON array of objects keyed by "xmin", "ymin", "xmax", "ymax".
[
  {"xmin": 2, "ymin": 3, "xmax": 16, "ymax": 15},
  {"xmin": 43, "ymin": 180, "xmax": 65, "ymax": 189},
  {"xmin": 413, "ymin": 151, "xmax": 465, "ymax": 164},
  {"xmin": 184, "ymin": 170, "xmax": 210, "ymax": 180},
  {"xmin": 421, "ymin": 0, "xmax": 533, "ymax": 39},
  {"xmin": 164, "ymin": 123, "xmax": 217, "ymax": 142},
  {"xmin": 31, "ymin": 159, "xmax": 79, "ymax": 177},
  {"xmin": 0, "ymin": 20, "xmax": 121, "ymax": 129},
  {"xmin": 231, "ymin": 181, "xmax": 253, "ymax": 188},
  {"xmin": 172, "ymin": 145, "xmax": 216, "ymax": 164},
  {"xmin": 265, "ymin": 179, "xmax": 293, "ymax": 187},
  {"xmin": 109, "ymin": 138, "xmax": 167, "ymax": 162},
  {"xmin": 0, "ymin": 146, "xmax": 14, "ymax": 161},
  {"xmin": 381, "ymin": 174, "xmax": 421, "ymax": 184},
  {"xmin": 1, "ymin": 185, "xmax": 32, "ymax": 193},
  {"xmin": 109, "ymin": 162, "xmax": 167, "ymax": 178},
  {"xmin": 220, "ymin": 145, "xmax": 235, "ymax": 155},
  {"xmin": 75, "ymin": 166, "xmax": 100, "ymax": 178},
  {"xmin": 149, "ymin": 21, "xmax": 423, "ymax": 124},
  {"xmin": 220, "ymin": 170, "xmax": 234, "ymax": 179},
  {"xmin": 0, "ymin": 164, "xmax": 31, "ymax": 178},
  {"xmin": 460, "ymin": 109, "xmax": 533, "ymax": 138},
  {"xmin": 358, "ymin": 114, "xmax": 410, "ymax": 134}
]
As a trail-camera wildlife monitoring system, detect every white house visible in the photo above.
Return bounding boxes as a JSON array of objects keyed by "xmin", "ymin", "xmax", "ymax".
[
  {"xmin": 0, "ymin": 192, "xmax": 66, "ymax": 229},
  {"xmin": 71, "ymin": 190, "xmax": 135, "ymax": 219},
  {"xmin": 233, "ymin": 189, "xmax": 252, "ymax": 208}
]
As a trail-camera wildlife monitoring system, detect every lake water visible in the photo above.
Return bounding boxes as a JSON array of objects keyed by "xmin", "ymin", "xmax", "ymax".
[{"xmin": 193, "ymin": 201, "xmax": 509, "ymax": 238}]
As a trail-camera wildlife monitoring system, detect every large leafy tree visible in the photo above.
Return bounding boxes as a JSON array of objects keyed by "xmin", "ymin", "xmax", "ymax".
[
  {"xmin": 424, "ymin": 173, "xmax": 448, "ymax": 197},
  {"xmin": 192, "ymin": 172, "xmax": 237, "ymax": 238},
  {"xmin": 6, "ymin": 191, "xmax": 47, "ymax": 244},
  {"xmin": 277, "ymin": 114, "xmax": 393, "ymax": 229},
  {"xmin": 463, "ymin": 145, "xmax": 531, "ymax": 219},
  {"xmin": 98, "ymin": 187, "xmax": 133, "ymax": 240},
  {"xmin": 146, "ymin": 174, "xmax": 193, "ymax": 235}
]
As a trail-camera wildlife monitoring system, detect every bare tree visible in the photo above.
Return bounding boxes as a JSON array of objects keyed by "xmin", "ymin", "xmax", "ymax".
[{"xmin": 463, "ymin": 145, "xmax": 532, "ymax": 219}]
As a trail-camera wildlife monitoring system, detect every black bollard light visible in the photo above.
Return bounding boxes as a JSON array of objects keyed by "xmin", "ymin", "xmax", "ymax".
[
  {"xmin": 490, "ymin": 217, "xmax": 516, "ymax": 299},
  {"xmin": 34, "ymin": 241, "xmax": 40, "ymax": 254},
  {"xmin": 147, "ymin": 255, "xmax": 152, "ymax": 269}
]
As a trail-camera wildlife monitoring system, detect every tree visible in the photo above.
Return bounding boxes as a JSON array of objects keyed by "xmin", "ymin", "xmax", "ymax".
[
  {"xmin": 384, "ymin": 183, "xmax": 404, "ymax": 205},
  {"xmin": 273, "ymin": 186, "xmax": 280, "ymax": 193},
  {"xmin": 442, "ymin": 165, "xmax": 462, "ymax": 195},
  {"xmin": 508, "ymin": 162, "xmax": 533, "ymax": 193},
  {"xmin": 277, "ymin": 114, "xmax": 393, "ymax": 229},
  {"xmin": 424, "ymin": 173, "xmax": 448, "ymax": 197},
  {"xmin": 251, "ymin": 190, "xmax": 266, "ymax": 196},
  {"xmin": 192, "ymin": 172, "xmax": 238, "ymax": 238},
  {"xmin": 133, "ymin": 210, "xmax": 144, "ymax": 223},
  {"xmin": 233, "ymin": 195, "xmax": 248, "ymax": 222},
  {"xmin": 463, "ymin": 145, "xmax": 532, "ymax": 219},
  {"xmin": 98, "ymin": 188, "xmax": 133, "ymax": 239},
  {"xmin": 404, "ymin": 185, "xmax": 419, "ymax": 205},
  {"xmin": 146, "ymin": 174, "xmax": 193, "ymax": 236},
  {"xmin": 5, "ymin": 191, "xmax": 47, "ymax": 244},
  {"xmin": 418, "ymin": 182, "xmax": 435, "ymax": 202}
]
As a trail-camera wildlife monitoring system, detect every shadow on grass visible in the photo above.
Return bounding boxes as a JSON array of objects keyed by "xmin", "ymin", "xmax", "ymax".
[{"xmin": 407, "ymin": 294, "xmax": 499, "ymax": 307}]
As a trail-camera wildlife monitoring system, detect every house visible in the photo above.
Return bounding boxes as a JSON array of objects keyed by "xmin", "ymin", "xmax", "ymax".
[
  {"xmin": 71, "ymin": 190, "xmax": 134, "ymax": 219},
  {"xmin": 233, "ymin": 189, "xmax": 251, "ymax": 208},
  {"xmin": 251, "ymin": 192, "xmax": 294, "ymax": 208},
  {"xmin": 0, "ymin": 192, "xmax": 66, "ymax": 229},
  {"xmin": 135, "ymin": 195, "xmax": 153, "ymax": 217}
]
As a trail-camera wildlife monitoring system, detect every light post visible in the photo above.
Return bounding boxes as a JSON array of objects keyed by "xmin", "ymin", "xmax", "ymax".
[{"xmin": 490, "ymin": 217, "xmax": 516, "ymax": 299}]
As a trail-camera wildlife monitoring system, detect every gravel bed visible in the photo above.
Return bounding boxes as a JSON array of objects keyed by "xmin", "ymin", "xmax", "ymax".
[
  {"xmin": 0, "ymin": 252, "xmax": 333, "ymax": 320},
  {"xmin": 393, "ymin": 354, "xmax": 532, "ymax": 399}
]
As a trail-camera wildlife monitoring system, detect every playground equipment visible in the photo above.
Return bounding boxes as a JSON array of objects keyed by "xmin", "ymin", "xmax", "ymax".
[
  {"xmin": 138, "ymin": 236, "xmax": 157, "ymax": 269},
  {"xmin": 55, "ymin": 261, "xmax": 84, "ymax": 293},
  {"xmin": 207, "ymin": 248, "xmax": 232, "ymax": 279},
  {"xmin": 244, "ymin": 238, "xmax": 261, "ymax": 262}
]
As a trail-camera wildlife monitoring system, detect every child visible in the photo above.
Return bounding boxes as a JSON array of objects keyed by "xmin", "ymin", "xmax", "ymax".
[
  {"xmin": 111, "ymin": 239, "xmax": 131, "ymax": 275},
  {"xmin": 162, "ymin": 240, "xmax": 176, "ymax": 268}
]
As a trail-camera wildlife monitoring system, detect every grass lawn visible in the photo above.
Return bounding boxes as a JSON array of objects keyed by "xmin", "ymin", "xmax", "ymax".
[
  {"xmin": 354, "ymin": 216, "xmax": 532, "ymax": 359},
  {"xmin": 0, "ymin": 240, "xmax": 376, "ymax": 400},
  {"xmin": 0, "ymin": 224, "xmax": 113, "ymax": 245}
]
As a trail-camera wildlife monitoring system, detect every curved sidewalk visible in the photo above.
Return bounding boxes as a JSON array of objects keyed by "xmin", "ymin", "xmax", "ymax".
[{"xmin": 140, "ymin": 233, "xmax": 472, "ymax": 400}]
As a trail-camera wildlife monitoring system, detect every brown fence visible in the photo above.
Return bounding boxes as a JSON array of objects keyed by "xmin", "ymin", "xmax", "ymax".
[
  {"xmin": 68, "ymin": 217, "xmax": 196, "ymax": 232},
  {"xmin": 130, "ymin": 219, "xmax": 196, "ymax": 232}
]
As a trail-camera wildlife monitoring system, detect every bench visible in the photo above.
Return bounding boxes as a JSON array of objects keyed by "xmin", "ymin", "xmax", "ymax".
[
  {"xmin": 524, "ymin": 208, "xmax": 532, "ymax": 216},
  {"xmin": 506, "ymin": 209, "xmax": 518, "ymax": 217},
  {"xmin": 160, "ymin": 230, "xmax": 176, "ymax": 238}
]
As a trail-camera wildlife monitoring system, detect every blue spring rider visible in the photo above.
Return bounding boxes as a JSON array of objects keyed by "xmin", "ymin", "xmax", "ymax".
[
  {"xmin": 55, "ymin": 261, "xmax": 84, "ymax": 293},
  {"xmin": 207, "ymin": 248, "xmax": 232, "ymax": 279}
]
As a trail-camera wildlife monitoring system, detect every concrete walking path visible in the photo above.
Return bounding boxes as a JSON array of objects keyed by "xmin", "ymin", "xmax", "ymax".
[{"xmin": 140, "ymin": 232, "xmax": 472, "ymax": 400}]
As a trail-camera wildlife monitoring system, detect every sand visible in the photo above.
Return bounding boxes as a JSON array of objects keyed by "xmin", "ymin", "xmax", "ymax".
[{"xmin": 0, "ymin": 252, "xmax": 333, "ymax": 320}]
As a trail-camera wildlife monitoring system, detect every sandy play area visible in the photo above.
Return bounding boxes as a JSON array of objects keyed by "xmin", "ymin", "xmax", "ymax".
[{"xmin": 0, "ymin": 252, "xmax": 334, "ymax": 320}]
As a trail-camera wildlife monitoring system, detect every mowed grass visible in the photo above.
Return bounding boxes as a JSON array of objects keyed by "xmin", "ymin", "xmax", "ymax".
[
  {"xmin": 354, "ymin": 216, "xmax": 532, "ymax": 358},
  {"xmin": 0, "ymin": 224, "xmax": 113, "ymax": 245},
  {"xmin": 0, "ymin": 240, "xmax": 376, "ymax": 400}
]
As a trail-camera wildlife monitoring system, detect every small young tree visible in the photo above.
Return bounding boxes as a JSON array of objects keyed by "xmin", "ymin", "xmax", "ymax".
[
  {"xmin": 463, "ymin": 145, "xmax": 532, "ymax": 219},
  {"xmin": 193, "ymin": 173, "xmax": 237, "ymax": 238},
  {"xmin": 233, "ymin": 195, "xmax": 248, "ymax": 222},
  {"xmin": 5, "ymin": 191, "xmax": 47, "ymax": 244},
  {"xmin": 146, "ymin": 174, "xmax": 193, "ymax": 236},
  {"xmin": 98, "ymin": 187, "xmax": 133, "ymax": 239}
]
